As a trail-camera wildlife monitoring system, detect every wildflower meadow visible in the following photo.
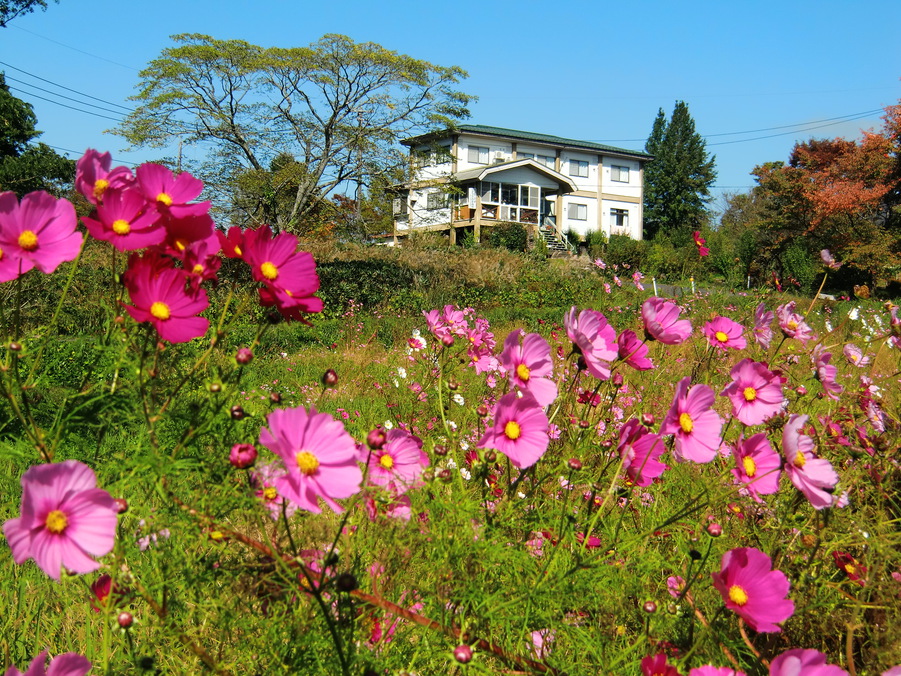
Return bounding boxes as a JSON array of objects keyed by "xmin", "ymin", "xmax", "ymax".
[{"xmin": 2, "ymin": 150, "xmax": 901, "ymax": 675}]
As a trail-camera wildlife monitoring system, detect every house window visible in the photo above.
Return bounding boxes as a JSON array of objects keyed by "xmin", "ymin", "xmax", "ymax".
[
  {"xmin": 481, "ymin": 182, "xmax": 500, "ymax": 203},
  {"xmin": 568, "ymin": 203, "xmax": 588, "ymax": 221},
  {"xmin": 569, "ymin": 159, "xmax": 589, "ymax": 178},
  {"xmin": 538, "ymin": 155, "xmax": 555, "ymax": 169},
  {"xmin": 427, "ymin": 192, "xmax": 447, "ymax": 209},
  {"xmin": 611, "ymin": 165, "xmax": 630, "ymax": 182},
  {"xmin": 610, "ymin": 208, "xmax": 629, "ymax": 229},
  {"xmin": 468, "ymin": 145, "xmax": 489, "ymax": 164},
  {"xmin": 519, "ymin": 186, "xmax": 539, "ymax": 208},
  {"xmin": 519, "ymin": 152, "xmax": 535, "ymax": 160},
  {"xmin": 393, "ymin": 198, "xmax": 408, "ymax": 216}
]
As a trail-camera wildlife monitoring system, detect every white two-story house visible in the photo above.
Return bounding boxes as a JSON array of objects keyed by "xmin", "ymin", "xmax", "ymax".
[{"xmin": 391, "ymin": 124, "xmax": 652, "ymax": 247}]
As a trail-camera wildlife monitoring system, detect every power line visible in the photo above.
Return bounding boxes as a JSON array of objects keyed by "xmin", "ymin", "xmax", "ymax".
[
  {"xmin": 8, "ymin": 25, "xmax": 139, "ymax": 71},
  {"xmin": 6, "ymin": 86, "xmax": 123, "ymax": 122},
  {"xmin": 6, "ymin": 78, "xmax": 131, "ymax": 117},
  {"xmin": 0, "ymin": 60, "xmax": 135, "ymax": 112},
  {"xmin": 44, "ymin": 144, "xmax": 142, "ymax": 167},
  {"xmin": 707, "ymin": 111, "xmax": 879, "ymax": 146}
]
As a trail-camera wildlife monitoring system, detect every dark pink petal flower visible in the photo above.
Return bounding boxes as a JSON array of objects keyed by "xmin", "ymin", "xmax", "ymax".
[
  {"xmin": 618, "ymin": 418, "xmax": 667, "ymax": 487},
  {"xmin": 641, "ymin": 298, "xmax": 692, "ymax": 345},
  {"xmin": 753, "ymin": 303, "xmax": 774, "ymax": 349},
  {"xmin": 122, "ymin": 254, "xmax": 209, "ymax": 343},
  {"xmin": 135, "ymin": 163, "xmax": 210, "ymax": 217},
  {"xmin": 4, "ymin": 650, "xmax": 92, "ymax": 676},
  {"xmin": 364, "ymin": 428, "xmax": 428, "ymax": 493},
  {"xmin": 776, "ymin": 302, "xmax": 816, "ymax": 344},
  {"xmin": 80, "ymin": 186, "xmax": 163, "ymax": 251},
  {"xmin": 690, "ymin": 668, "xmax": 745, "ymax": 676},
  {"xmin": 660, "ymin": 377, "xmax": 722, "ymax": 463},
  {"xmin": 565, "ymin": 307, "xmax": 618, "ymax": 380},
  {"xmin": 617, "ymin": 329, "xmax": 654, "ymax": 370},
  {"xmin": 75, "ymin": 148, "xmax": 134, "ymax": 205},
  {"xmin": 842, "ymin": 343, "xmax": 870, "ymax": 367},
  {"xmin": 711, "ymin": 547, "xmax": 794, "ymax": 633},
  {"xmin": 783, "ymin": 414, "xmax": 839, "ymax": 510},
  {"xmin": 731, "ymin": 433, "xmax": 781, "ymax": 501},
  {"xmin": 769, "ymin": 649, "xmax": 848, "ymax": 676},
  {"xmin": 0, "ymin": 191, "xmax": 81, "ymax": 280},
  {"xmin": 2, "ymin": 460, "xmax": 117, "ymax": 581},
  {"xmin": 250, "ymin": 461, "xmax": 296, "ymax": 520},
  {"xmin": 720, "ymin": 359, "xmax": 786, "ymax": 426},
  {"xmin": 703, "ymin": 316, "xmax": 747, "ymax": 350},
  {"xmin": 641, "ymin": 653, "xmax": 681, "ymax": 676},
  {"xmin": 477, "ymin": 391, "xmax": 549, "ymax": 469},
  {"xmin": 259, "ymin": 405, "xmax": 362, "ymax": 514},
  {"xmin": 217, "ymin": 225, "xmax": 247, "ymax": 259},
  {"xmin": 499, "ymin": 329, "xmax": 557, "ymax": 406},
  {"xmin": 813, "ymin": 345, "xmax": 843, "ymax": 401}
]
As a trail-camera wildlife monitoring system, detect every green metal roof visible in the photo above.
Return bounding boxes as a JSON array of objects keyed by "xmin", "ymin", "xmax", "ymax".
[{"xmin": 404, "ymin": 124, "xmax": 652, "ymax": 160}]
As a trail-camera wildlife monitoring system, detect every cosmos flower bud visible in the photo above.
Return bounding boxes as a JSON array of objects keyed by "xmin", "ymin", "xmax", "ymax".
[
  {"xmin": 367, "ymin": 428, "xmax": 387, "ymax": 450},
  {"xmin": 453, "ymin": 645, "xmax": 473, "ymax": 664},
  {"xmin": 118, "ymin": 612, "xmax": 134, "ymax": 628},
  {"xmin": 235, "ymin": 347, "xmax": 254, "ymax": 365},
  {"xmin": 322, "ymin": 369, "xmax": 338, "ymax": 388},
  {"xmin": 230, "ymin": 405, "xmax": 245, "ymax": 420},
  {"xmin": 441, "ymin": 334, "xmax": 455, "ymax": 347},
  {"xmin": 229, "ymin": 443, "xmax": 258, "ymax": 469},
  {"xmin": 567, "ymin": 458, "xmax": 583, "ymax": 471},
  {"xmin": 113, "ymin": 498, "xmax": 129, "ymax": 514},
  {"xmin": 706, "ymin": 522, "xmax": 723, "ymax": 537}
]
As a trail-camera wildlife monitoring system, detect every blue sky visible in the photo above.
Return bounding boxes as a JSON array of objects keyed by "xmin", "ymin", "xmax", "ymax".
[{"xmin": 2, "ymin": 0, "xmax": 900, "ymax": 216}]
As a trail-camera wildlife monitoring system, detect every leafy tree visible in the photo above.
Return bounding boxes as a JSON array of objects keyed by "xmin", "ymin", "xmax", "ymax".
[
  {"xmin": 0, "ymin": 73, "xmax": 74, "ymax": 196},
  {"xmin": 643, "ymin": 101, "xmax": 716, "ymax": 241},
  {"xmin": 0, "ymin": 0, "xmax": 57, "ymax": 27},
  {"xmin": 114, "ymin": 33, "xmax": 473, "ymax": 233}
]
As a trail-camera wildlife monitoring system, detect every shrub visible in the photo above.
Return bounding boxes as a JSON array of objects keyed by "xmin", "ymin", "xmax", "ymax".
[{"xmin": 484, "ymin": 221, "xmax": 528, "ymax": 252}]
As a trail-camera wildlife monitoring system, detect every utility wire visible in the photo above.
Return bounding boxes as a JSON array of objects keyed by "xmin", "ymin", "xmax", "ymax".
[
  {"xmin": 8, "ymin": 25, "xmax": 139, "ymax": 71},
  {"xmin": 6, "ymin": 77, "xmax": 131, "ymax": 117},
  {"xmin": 6, "ymin": 86, "xmax": 123, "ymax": 122},
  {"xmin": 0, "ymin": 60, "xmax": 135, "ymax": 111}
]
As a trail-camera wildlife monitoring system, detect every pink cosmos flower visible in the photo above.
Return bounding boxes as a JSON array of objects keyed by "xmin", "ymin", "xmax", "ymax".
[
  {"xmin": 731, "ymin": 433, "xmax": 781, "ymax": 502},
  {"xmin": 813, "ymin": 345, "xmax": 843, "ymax": 401},
  {"xmin": 80, "ymin": 186, "xmax": 163, "ymax": 251},
  {"xmin": 243, "ymin": 225, "xmax": 323, "ymax": 318},
  {"xmin": 720, "ymin": 359, "xmax": 786, "ymax": 426},
  {"xmin": 617, "ymin": 329, "xmax": 654, "ymax": 370},
  {"xmin": 259, "ymin": 405, "xmax": 363, "ymax": 514},
  {"xmin": 3, "ymin": 460, "xmax": 117, "ymax": 581},
  {"xmin": 477, "ymin": 391, "xmax": 549, "ymax": 469},
  {"xmin": 690, "ymin": 668, "xmax": 745, "ymax": 676},
  {"xmin": 499, "ymin": 329, "xmax": 557, "ymax": 406},
  {"xmin": 617, "ymin": 419, "xmax": 667, "ymax": 486},
  {"xmin": 660, "ymin": 377, "xmax": 723, "ymax": 463},
  {"xmin": 769, "ymin": 649, "xmax": 848, "ymax": 676},
  {"xmin": 250, "ymin": 461, "xmax": 297, "ymax": 520},
  {"xmin": 217, "ymin": 226, "xmax": 247, "ymax": 259},
  {"xmin": 776, "ymin": 302, "xmax": 816, "ymax": 344},
  {"xmin": 753, "ymin": 303, "xmax": 774, "ymax": 349},
  {"xmin": 565, "ymin": 307, "xmax": 618, "ymax": 380},
  {"xmin": 364, "ymin": 491, "xmax": 412, "ymax": 522},
  {"xmin": 820, "ymin": 249, "xmax": 842, "ymax": 270},
  {"xmin": 641, "ymin": 297, "xmax": 692, "ymax": 345},
  {"xmin": 641, "ymin": 653, "xmax": 681, "ymax": 676},
  {"xmin": 693, "ymin": 230, "xmax": 710, "ymax": 257},
  {"xmin": 530, "ymin": 629, "xmax": 556, "ymax": 660},
  {"xmin": 122, "ymin": 254, "xmax": 210, "ymax": 343},
  {"xmin": 159, "ymin": 211, "xmax": 217, "ymax": 259},
  {"xmin": 135, "ymin": 163, "xmax": 210, "ymax": 218},
  {"xmin": 75, "ymin": 148, "xmax": 134, "ymax": 205},
  {"xmin": 711, "ymin": 547, "xmax": 794, "ymax": 633},
  {"xmin": 0, "ymin": 191, "xmax": 82, "ymax": 282},
  {"xmin": 667, "ymin": 575, "xmax": 686, "ymax": 598},
  {"xmin": 782, "ymin": 414, "xmax": 839, "ymax": 510},
  {"xmin": 632, "ymin": 270, "xmax": 645, "ymax": 291},
  {"xmin": 3, "ymin": 650, "xmax": 91, "ymax": 676},
  {"xmin": 703, "ymin": 316, "xmax": 747, "ymax": 351},
  {"xmin": 363, "ymin": 429, "xmax": 429, "ymax": 493},
  {"xmin": 842, "ymin": 343, "xmax": 870, "ymax": 367}
]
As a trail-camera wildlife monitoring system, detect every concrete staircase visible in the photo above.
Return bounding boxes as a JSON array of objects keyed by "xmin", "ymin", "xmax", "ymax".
[{"xmin": 538, "ymin": 226, "xmax": 572, "ymax": 256}]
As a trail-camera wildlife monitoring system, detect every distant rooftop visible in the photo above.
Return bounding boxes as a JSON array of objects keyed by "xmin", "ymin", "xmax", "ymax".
[{"xmin": 403, "ymin": 124, "xmax": 652, "ymax": 160}]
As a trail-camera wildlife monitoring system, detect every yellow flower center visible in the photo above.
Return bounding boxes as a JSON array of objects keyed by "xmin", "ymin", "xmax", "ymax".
[
  {"xmin": 743, "ymin": 387, "xmax": 757, "ymax": 402},
  {"xmin": 851, "ymin": 354, "xmax": 859, "ymax": 363},
  {"xmin": 192, "ymin": 264, "xmax": 204, "ymax": 275},
  {"xmin": 0, "ymin": 245, "xmax": 4, "ymax": 260},
  {"xmin": 516, "ymin": 363, "xmax": 531, "ymax": 381},
  {"xmin": 504, "ymin": 420, "xmax": 522, "ymax": 440},
  {"xmin": 844, "ymin": 563, "xmax": 856, "ymax": 575},
  {"xmin": 379, "ymin": 454, "xmax": 395, "ymax": 470},
  {"xmin": 233, "ymin": 245, "xmax": 243, "ymax": 256},
  {"xmin": 112, "ymin": 219, "xmax": 131, "ymax": 235},
  {"xmin": 260, "ymin": 262, "xmax": 279, "ymax": 280},
  {"xmin": 787, "ymin": 320, "xmax": 798, "ymax": 330},
  {"xmin": 150, "ymin": 302, "xmax": 171, "ymax": 320},
  {"xmin": 93, "ymin": 178, "xmax": 110, "ymax": 200},
  {"xmin": 728, "ymin": 584, "xmax": 749, "ymax": 606},
  {"xmin": 156, "ymin": 192, "xmax": 173, "ymax": 207},
  {"xmin": 679, "ymin": 412, "xmax": 693, "ymax": 434},
  {"xmin": 174, "ymin": 238, "xmax": 189, "ymax": 252},
  {"xmin": 793, "ymin": 451, "xmax": 806, "ymax": 468},
  {"xmin": 715, "ymin": 331, "xmax": 729, "ymax": 343},
  {"xmin": 296, "ymin": 451, "xmax": 319, "ymax": 476},
  {"xmin": 45, "ymin": 509, "xmax": 68, "ymax": 534},
  {"xmin": 18, "ymin": 230, "xmax": 38, "ymax": 251},
  {"xmin": 742, "ymin": 456, "xmax": 757, "ymax": 477},
  {"xmin": 262, "ymin": 486, "xmax": 278, "ymax": 501}
]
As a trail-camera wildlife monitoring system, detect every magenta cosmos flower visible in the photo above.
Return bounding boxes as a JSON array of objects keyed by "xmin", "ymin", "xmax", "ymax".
[
  {"xmin": 731, "ymin": 433, "xmax": 781, "ymax": 502},
  {"xmin": 259, "ymin": 405, "xmax": 363, "ymax": 514},
  {"xmin": 0, "ymin": 191, "xmax": 82, "ymax": 282},
  {"xmin": 499, "ymin": 329, "xmax": 557, "ymax": 406},
  {"xmin": 3, "ymin": 460, "xmax": 118, "ymax": 581},
  {"xmin": 842, "ymin": 343, "xmax": 870, "ymax": 367},
  {"xmin": 753, "ymin": 302, "xmax": 774, "ymax": 349},
  {"xmin": 3, "ymin": 650, "xmax": 91, "ymax": 676},
  {"xmin": 690, "ymin": 668, "xmax": 745, "ymax": 676},
  {"xmin": 711, "ymin": 547, "xmax": 794, "ymax": 633},
  {"xmin": 617, "ymin": 329, "xmax": 654, "ymax": 370},
  {"xmin": 720, "ymin": 359, "xmax": 786, "ymax": 426},
  {"xmin": 782, "ymin": 414, "xmax": 839, "ymax": 510},
  {"xmin": 617, "ymin": 418, "xmax": 667, "ymax": 487},
  {"xmin": 769, "ymin": 649, "xmax": 848, "ymax": 676},
  {"xmin": 75, "ymin": 148, "xmax": 134, "ymax": 205},
  {"xmin": 564, "ymin": 307, "xmax": 618, "ymax": 380},
  {"xmin": 776, "ymin": 301, "xmax": 816, "ymax": 344},
  {"xmin": 81, "ymin": 186, "xmax": 163, "ymax": 251},
  {"xmin": 703, "ymin": 316, "xmax": 747, "ymax": 351},
  {"xmin": 813, "ymin": 345, "xmax": 843, "ymax": 401},
  {"xmin": 641, "ymin": 297, "xmax": 692, "ymax": 345},
  {"xmin": 660, "ymin": 377, "xmax": 723, "ymax": 463},
  {"xmin": 122, "ymin": 254, "xmax": 210, "ymax": 343},
  {"xmin": 135, "ymin": 162, "xmax": 210, "ymax": 218},
  {"xmin": 640, "ymin": 653, "xmax": 680, "ymax": 676},
  {"xmin": 363, "ymin": 428, "xmax": 429, "ymax": 493},
  {"xmin": 478, "ymin": 391, "xmax": 549, "ymax": 469}
]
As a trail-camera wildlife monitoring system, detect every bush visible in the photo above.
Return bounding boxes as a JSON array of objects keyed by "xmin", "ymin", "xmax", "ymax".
[
  {"xmin": 484, "ymin": 221, "xmax": 527, "ymax": 252},
  {"xmin": 780, "ymin": 242, "xmax": 819, "ymax": 293}
]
